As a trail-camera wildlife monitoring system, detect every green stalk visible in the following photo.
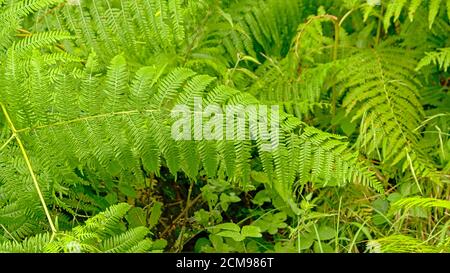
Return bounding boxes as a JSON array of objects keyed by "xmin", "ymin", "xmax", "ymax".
[{"xmin": 1, "ymin": 103, "xmax": 57, "ymax": 234}]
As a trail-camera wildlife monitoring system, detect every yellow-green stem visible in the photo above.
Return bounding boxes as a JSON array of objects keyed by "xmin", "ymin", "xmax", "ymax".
[{"xmin": 1, "ymin": 103, "xmax": 57, "ymax": 234}]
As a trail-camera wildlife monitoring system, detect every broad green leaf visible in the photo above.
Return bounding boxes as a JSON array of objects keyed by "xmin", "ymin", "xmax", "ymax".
[
  {"xmin": 252, "ymin": 190, "xmax": 271, "ymax": 206},
  {"xmin": 125, "ymin": 207, "xmax": 147, "ymax": 228},
  {"xmin": 317, "ymin": 225, "xmax": 336, "ymax": 241},
  {"xmin": 212, "ymin": 223, "xmax": 241, "ymax": 232},
  {"xmin": 118, "ymin": 183, "xmax": 137, "ymax": 198},
  {"xmin": 149, "ymin": 202, "xmax": 163, "ymax": 228},
  {"xmin": 241, "ymin": 226, "xmax": 262, "ymax": 238},
  {"xmin": 217, "ymin": 231, "xmax": 245, "ymax": 242},
  {"xmin": 299, "ymin": 236, "xmax": 314, "ymax": 250}
]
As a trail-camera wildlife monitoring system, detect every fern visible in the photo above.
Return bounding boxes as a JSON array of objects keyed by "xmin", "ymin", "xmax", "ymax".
[
  {"xmin": 416, "ymin": 47, "xmax": 450, "ymax": 71},
  {"xmin": 383, "ymin": 0, "xmax": 450, "ymax": 29},
  {"xmin": 0, "ymin": 46, "xmax": 382, "ymax": 237},
  {"xmin": 0, "ymin": 203, "xmax": 156, "ymax": 253},
  {"xmin": 0, "ymin": 0, "xmax": 63, "ymax": 50},
  {"xmin": 203, "ymin": 0, "xmax": 307, "ymax": 62},
  {"xmin": 1, "ymin": 0, "xmax": 447, "ymax": 254},
  {"xmin": 367, "ymin": 235, "xmax": 443, "ymax": 253},
  {"xmin": 389, "ymin": 196, "xmax": 450, "ymax": 214},
  {"xmin": 249, "ymin": 14, "xmax": 336, "ymax": 118},
  {"xmin": 336, "ymin": 45, "xmax": 437, "ymax": 182},
  {"xmin": 53, "ymin": 0, "xmax": 188, "ymax": 63}
]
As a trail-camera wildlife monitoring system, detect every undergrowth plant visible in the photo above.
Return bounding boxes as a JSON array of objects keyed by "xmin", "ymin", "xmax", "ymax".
[{"xmin": 0, "ymin": 0, "xmax": 448, "ymax": 253}]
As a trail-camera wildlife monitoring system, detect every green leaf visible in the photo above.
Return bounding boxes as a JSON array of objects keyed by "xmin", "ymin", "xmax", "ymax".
[
  {"xmin": 125, "ymin": 207, "xmax": 147, "ymax": 228},
  {"xmin": 240, "ymin": 55, "xmax": 261, "ymax": 65},
  {"xmin": 220, "ymin": 193, "xmax": 241, "ymax": 211},
  {"xmin": 219, "ymin": 9, "xmax": 234, "ymax": 27},
  {"xmin": 194, "ymin": 238, "xmax": 211, "ymax": 253},
  {"xmin": 149, "ymin": 202, "xmax": 163, "ymax": 228},
  {"xmin": 299, "ymin": 235, "xmax": 314, "ymax": 250},
  {"xmin": 251, "ymin": 171, "xmax": 269, "ymax": 184},
  {"xmin": 212, "ymin": 223, "xmax": 241, "ymax": 232},
  {"xmin": 118, "ymin": 183, "xmax": 137, "ymax": 198},
  {"xmin": 241, "ymin": 226, "xmax": 262, "ymax": 238},
  {"xmin": 313, "ymin": 241, "xmax": 334, "ymax": 253},
  {"xmin": 317, "ymin": 225, "xmax": 336, "ymax": 241},
  {"xmin": 105, "ymin": 193, "xmax": 118, "ymax": 205},
  {"xmin": 387, "ymin": 192, "xmax": 403, "ymax": 203},
  {"xmin": 194, "ymin": 209, "xmax": 211, "ymax": 226},
  {"xmin": 152, "ymin": 239, "xmax": 168, "ymax": 251},
  {"xmin": 217, "ymin": 231, "xmax": 245, "ymax": 242},
  {"xmin": 252, "ymin": 190, "xmax": 271, "ymax": 206},
  {"xmin": 372, "ymin": 199, "xmax": 389, "ymax": 213},
  {"xmin": 254, "ymin": 212, "xmax": 288, "ymax": 235}
]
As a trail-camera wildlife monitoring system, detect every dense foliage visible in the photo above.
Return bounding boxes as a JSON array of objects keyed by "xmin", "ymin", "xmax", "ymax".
[{"xmin": 0, "ymin": 0, "xmax": 449, "ymax": 253}]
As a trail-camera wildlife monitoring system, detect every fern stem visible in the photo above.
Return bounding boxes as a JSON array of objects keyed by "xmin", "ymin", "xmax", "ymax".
[
  {"xmin": 0, "ymin": 134, "xmax": 15, "ymax": 152},
  {"xmin": 0, "ymin": 103, "xmax": 57, "ymax": 234},
  {"xmin": 0, "ymin": 224, "xmax": 18, "ymax": 244},
  {"xmin": 15, "ymin": 109, "xmax": 159, "ymax": 133}
]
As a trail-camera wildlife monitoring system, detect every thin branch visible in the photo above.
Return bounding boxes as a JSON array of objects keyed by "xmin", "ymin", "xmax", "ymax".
[{"xmin": 161, "ymin": 193, "xmax": 203, "ymax": 238}]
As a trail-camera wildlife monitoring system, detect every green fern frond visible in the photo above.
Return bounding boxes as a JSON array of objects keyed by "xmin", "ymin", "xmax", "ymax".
[
  {"xmin": 416, "ymin": 47, "xmax": 450, "ymax": 71},
  {"xmin": 389, "ymin": 196, "xmax": 450, "ymax": 214},
  {"xmin": 296, "ymin": 126, "xmax": 384, "ymax": 193},
  {"xmin": 336, "ymin": 46, "xmax": 436, "ymax": 180},
  {"xmin": 100, "ymin": 226, "xmax": 150, "ymax": 253},
  {"xmin": 56, "ymin": 0, "xmax": 189, "ymax": 62},
  {"xmin": 0, "ymin": 0, "xmax": 63, "ymax": 50},
  {"xmin": 367, "ymin": 235, "xmax": 442, "ymax": 253},
  {"xmin": 205, "ymin": 0, "xmax": 307, "ymax": 61},
  {"xmin": 0, "ymin": 203, "xmax": 154, "ymax": 253},
  {"xmin": 251, "ymin": 58, "xmax": 333, "ymax": 118},
  {"xmin": 0, "ymin": 232, "xmax": 51, "ymax": 253},
  {"xmin": 383, "ymin": 0, "xmax": 450, "ymax": 29},
  {"xmin": 0, "ymin": 49, "xmax": 382, "ymax": 230},
  {"xmin": 11, "ymin": 31, "xmax": 72, "ymax": 54}
]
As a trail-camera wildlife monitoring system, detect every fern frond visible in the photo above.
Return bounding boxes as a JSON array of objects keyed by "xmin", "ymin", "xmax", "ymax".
[
  {"xmin": 0, "ymin": 203, "xmax": 153, "ymax": 253},
  {"xmin": 383, "ymin": 0, "xmax": 450, "ymax": 29},
  {"xmin": 0, "ymin": 232, "xmax": 51, "ymax": 253},
  {"xmin": 251, "ymin": 58, "xmax": 333, "ymax": 118},
  {"xmin": 337, "ymin": 46, "xmax": 436, "ymax": 180},
  {"xmin": 56, "ymin": 0, "xmax": 190, "ymax": 62},
  {"xmin": 296, "ymin": 126, "xmax": 384, "ymax": 193},
  {"xmin": 389, "ymin": 196, "xmax": 450, "ymax": 214},
  {"xmin": 416, "ymin": 47, "xmax": 450, "ymax": 71},
  {"xmin": 0, "ymin": 50, "xmax": 382, "ymax": 228},
  {"xmin": 11, "ymin": 31, "xmax": 72, "ymax": 55},
  {"xmin": 0, "ymin": 0, "xmax": 63, "ymax": 50},
  {"xmin": 367, "ymin": 235, "xmax": 442, "ymax": 253},
  {"xmin": 100, "ymin": 226, "xmax": 150, "ymax": 253},
  {"xmin": 205, "ymin": 0, "xmax": 306, "ymax": 61}
]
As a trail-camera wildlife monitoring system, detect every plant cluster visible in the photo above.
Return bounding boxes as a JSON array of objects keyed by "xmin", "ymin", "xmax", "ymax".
[{"xmin": 0, "ymin": 0, "xmax": 449, "ymax": 253}]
